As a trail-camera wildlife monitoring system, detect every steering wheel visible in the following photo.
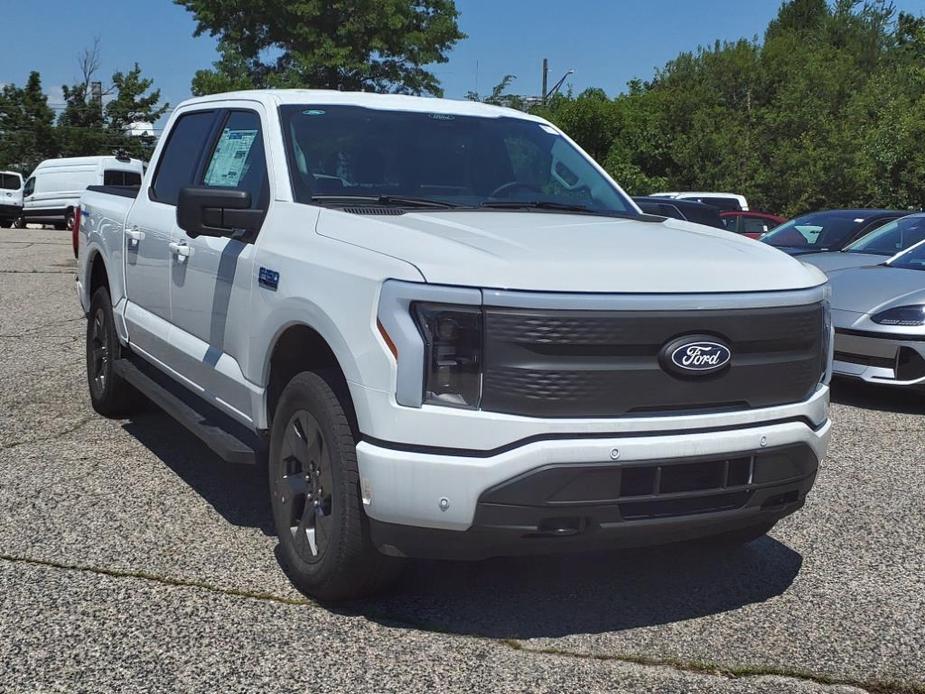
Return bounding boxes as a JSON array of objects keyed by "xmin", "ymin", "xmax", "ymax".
[{"xmin": 488, "ymin": 181, "xmax": 544, "ymax": 198}]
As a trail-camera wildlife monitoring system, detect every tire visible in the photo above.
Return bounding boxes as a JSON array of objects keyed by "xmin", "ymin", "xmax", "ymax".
[
  {"xmin": 86, "ymin": 287, "xmax": 140, "ymax": 417},
  {"xmin": 64, "ymin": 209, "xmax": 75, "ymax": 231},
  {"xmin": 10, "ymin": 217, "xmax": 23, "ymax": 229},
  {"xmin": 269, "ymin": 371, "xmax": 402, "ymax": 601}
]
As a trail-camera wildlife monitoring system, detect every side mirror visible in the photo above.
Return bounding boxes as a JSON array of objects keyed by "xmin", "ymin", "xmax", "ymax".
[{"xmin": 177, "ymin": 186, "xmax": 263, "ymax": 239}]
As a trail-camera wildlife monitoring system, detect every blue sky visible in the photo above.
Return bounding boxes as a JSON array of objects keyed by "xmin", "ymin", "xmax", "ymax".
[{"xmin": 5, "ymin": 0, "xmax": 925, "ymax": 125}]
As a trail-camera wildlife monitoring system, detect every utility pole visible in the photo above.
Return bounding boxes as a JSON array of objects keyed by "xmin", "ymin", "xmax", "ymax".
[
  {"xmin": 91, "ymin": 81, "xmax": 103, "ymax": 119},
  {"xmin": 541, "ymin": 58, "xmax": 549, "ymax": 105}
]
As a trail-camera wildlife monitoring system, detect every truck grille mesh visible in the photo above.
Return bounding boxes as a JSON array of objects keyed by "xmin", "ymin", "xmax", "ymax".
[{"xmin": 480, "ymin": 303, "xmax": 824, "ymax": 417}]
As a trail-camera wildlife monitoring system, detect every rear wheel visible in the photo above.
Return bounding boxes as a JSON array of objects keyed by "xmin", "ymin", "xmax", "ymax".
[
  {"xmin": 86, "ymin": 287, "xmax": 140, "ymax": 417},
  {"xmin": 64, "ymin": 209, "xmax": 75, "ymax": 232},
  {"xmin": 269, "ymin": 371, "xmax": 402, "ymax": 601}
]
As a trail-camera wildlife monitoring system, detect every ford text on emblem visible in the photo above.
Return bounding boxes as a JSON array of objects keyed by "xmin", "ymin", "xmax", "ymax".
[{"xmin": 660, "ymin": 336, "xmax": 732, "ymax": 376}]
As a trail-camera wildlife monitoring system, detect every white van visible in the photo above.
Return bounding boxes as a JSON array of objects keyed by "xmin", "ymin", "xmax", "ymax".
[
  {"xmin": 0, "ymin": 171, "xmax": 24, "ymax": 228},
  {"xmin": 20, "ymin": 156, "xmax": 144, "ymax": 229}
]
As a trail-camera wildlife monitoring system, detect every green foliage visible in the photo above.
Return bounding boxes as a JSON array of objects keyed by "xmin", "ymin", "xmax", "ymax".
[
  {"xmin": 178, "ymin": 0, "xmax": 466, "ymax": 96},
  {"xmin": 0, "ymin": 72, "xmax": 58, "ymax": 174},
  {"xmin": 535, "ymin": 0, "xmax": 925, "ymax": 215}
]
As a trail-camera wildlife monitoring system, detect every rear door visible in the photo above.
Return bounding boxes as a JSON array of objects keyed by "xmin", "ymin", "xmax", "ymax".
[
  {"xmin": 166, "ymin": 106, "xmax": 270, "ymax": 423},
  {"xmin": 122, "ymin": 109, "xmax": 219, "ymax": 364}
]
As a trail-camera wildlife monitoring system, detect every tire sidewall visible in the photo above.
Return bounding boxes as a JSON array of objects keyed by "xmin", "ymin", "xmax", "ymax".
[
  {"xmin": 268, "ymin": 372, "xmax": 358, "ymax": 587},
  {"xmin": 86, "ymin": 288, "xmax": 119, "ymax": 407}
]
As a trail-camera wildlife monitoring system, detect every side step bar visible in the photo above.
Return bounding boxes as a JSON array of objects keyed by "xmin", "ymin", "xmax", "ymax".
[{"xmin": 113, "ymin": 357, "xmax": 264, "ymax": 465}]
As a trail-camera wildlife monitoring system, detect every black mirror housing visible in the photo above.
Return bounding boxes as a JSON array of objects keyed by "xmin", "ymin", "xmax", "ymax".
[{"xmin": 177, "ymin": 186, "xmax": 262, "ymax": 239}]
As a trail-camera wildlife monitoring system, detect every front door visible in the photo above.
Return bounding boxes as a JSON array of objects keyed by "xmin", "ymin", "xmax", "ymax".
[
  {"xmin": 123, "ymin": 109, "xmax": 218, "ymax": 365},
  {"xmin": 167, "ymin": 108, "xmax": 270, "ymax": 424}
]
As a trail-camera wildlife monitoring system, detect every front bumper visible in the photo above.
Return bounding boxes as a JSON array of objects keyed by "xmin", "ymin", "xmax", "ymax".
[
  {"xmin": 357, "ymin": 410, "xmax": 830, "ymax": 558},
  {"xmin": 833, "ymin": 330, "xmax": 925, "ymax": 387}
]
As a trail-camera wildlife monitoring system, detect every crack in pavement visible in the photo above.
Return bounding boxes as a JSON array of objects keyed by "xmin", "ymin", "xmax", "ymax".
[
  {"xmin": 0, "ymin": 269, "xmax": 74, "ymax": 274},
  {"xmin": 0, "ymin": 552, "xmax": 918, "ymax": 694},
  {"xmin": 0, "ymin": 415, "xmax": 94, "ymax": 452}
]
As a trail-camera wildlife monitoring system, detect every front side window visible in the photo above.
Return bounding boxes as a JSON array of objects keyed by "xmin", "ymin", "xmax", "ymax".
[
  {"xmin": 742, "ymin": 216, "xmax": 772, "ymax": 234},
  {"xmin": 200, "ymin": 110, "xmax": 267, "ymax": 208},
  {"xmin": 279, "ymin": 105, "xmax": 633, "ymax": 215},
  {"xmin": 152, "ymin": 110, "xmax": 216, "ymax": 205},
  {"xmin": 0, "ymin": 173, "xmax": 22, "ymax": 190},
  {"xmin": 22, "ymin": 177, "xmax": 34, "ymax": 196},
  {"xmin": 845, "ymin": 216, "xmax": 925, "ymax": 256}
]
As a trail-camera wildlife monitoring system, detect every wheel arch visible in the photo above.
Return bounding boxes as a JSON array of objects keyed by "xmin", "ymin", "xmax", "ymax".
[{"xmin": 263, "ymin": 321, "xmax": 364, "ymax": 434}]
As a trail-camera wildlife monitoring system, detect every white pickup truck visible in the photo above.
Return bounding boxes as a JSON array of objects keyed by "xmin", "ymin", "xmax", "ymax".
[{"xmin": 77, "ymin": 90, "xmax": 833, "ymax": 601}]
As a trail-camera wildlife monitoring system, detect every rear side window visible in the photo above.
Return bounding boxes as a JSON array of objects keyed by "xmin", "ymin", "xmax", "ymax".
[
  {"xmin": 200, "ymin": 110, "xmax": 268, "ymax": 209},
  {"xmin": 0, "ymin": 173, "xmax": 21, "ymax": 190},
  {"xmin": 103, "ymin": 170, "xmax": 141, "ymax": 186},
  {"xmin": 152, "ymin": 111, "xmax": 216, "ymax": 205},
  {"xmin": 104, "ymin": 170, "xmax": 142, "ymax": 186}
]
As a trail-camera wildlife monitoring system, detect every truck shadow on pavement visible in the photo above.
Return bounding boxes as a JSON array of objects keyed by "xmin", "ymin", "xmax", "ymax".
[
  {"xmin": 120, "ymin": 412, "xmax": 276, "ymax": 536},
  {"xmin": 830, "ymin": 379, "xmax": 925, "ymax": 415},
  {"xmin": 350, "ymin": 538, "xmax": 801, "ymax": 639},
  {"xmin": 120, "ymin": 408, "xmax": 802, "ymax": 639}
]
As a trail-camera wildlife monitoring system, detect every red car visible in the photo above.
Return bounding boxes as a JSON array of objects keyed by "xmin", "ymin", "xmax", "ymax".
[{"xmin": 721, "ymin": 211, "xmax": 787, "ymax": 239}]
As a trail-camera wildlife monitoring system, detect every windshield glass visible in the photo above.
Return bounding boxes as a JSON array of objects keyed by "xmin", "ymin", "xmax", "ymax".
[
  {"xmin": 762, "ymin": 212, "xmax": 867, "ymax": 250},
  {"xmin": 888, "ymin": 240, "xmax": 925, "ymax": 271},
  {"xmin": 844, "ymin": 216, "xmax": 925, "ymax": 256},
  {"xmin": 0, "ymin": 173, "xmax": 21, "ymax": 190},
  {"xmin": 279, "ymin": 105, "xmax": 633, "ymax": 214}
]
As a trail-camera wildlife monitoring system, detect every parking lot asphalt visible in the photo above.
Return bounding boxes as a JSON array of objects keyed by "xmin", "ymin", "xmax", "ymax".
[{"xmin": 0, "ymin": 228, "xmax": 922, "ymax": 694}]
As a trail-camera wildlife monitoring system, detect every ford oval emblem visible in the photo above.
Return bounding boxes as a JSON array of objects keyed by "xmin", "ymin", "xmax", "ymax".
[{"xmin": 661, "ymin": 336, "xmax": 732, "ymax": 376}]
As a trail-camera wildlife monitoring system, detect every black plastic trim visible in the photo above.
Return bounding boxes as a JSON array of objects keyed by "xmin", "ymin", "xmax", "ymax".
[
  {"xmin": 86, "ymin": 185, "xmax": 140, "ymax": 199},
  {"xmin": 836, "ymin": 327, "xmax": 925, "ymax": 343},
  {"xmin": 360, "ymin": 415, "xmax": 825, "ymax": 459}
]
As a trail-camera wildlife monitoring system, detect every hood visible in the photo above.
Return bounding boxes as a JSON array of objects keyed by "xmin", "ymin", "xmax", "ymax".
[
  {"xmin": 829, "ymin": 265, "xmax": 925, "ymax": 315},
  {"xmin": 318, "ymin": 210, "xmax": 825, "ymax": 293},
  {"xmin": 801, "ymin": 251, "xmax": 887, "ymax": 275}
]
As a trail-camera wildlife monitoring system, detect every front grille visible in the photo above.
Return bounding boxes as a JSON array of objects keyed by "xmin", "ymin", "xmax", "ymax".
[{"xmin": 480, "ymin": 303, "xmax": 824, "ymax": 417}]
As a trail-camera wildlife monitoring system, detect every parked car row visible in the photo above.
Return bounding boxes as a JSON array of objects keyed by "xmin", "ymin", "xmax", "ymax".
[
  {"xmin": 0, "ymin": 155, "xmax": 144, "ymax": 229},
  {"xmin": 641, "ymin": 194, "xmax": 925, "ymax": 394}
]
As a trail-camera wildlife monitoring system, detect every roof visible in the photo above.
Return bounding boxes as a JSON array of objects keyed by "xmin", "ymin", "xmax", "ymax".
[{"xmin": 175, "ymin": 89, "xmax": 548, "ymax": 124}]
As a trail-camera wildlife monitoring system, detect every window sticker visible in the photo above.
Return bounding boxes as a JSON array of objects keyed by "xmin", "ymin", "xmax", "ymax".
[{"xmin": 204, "ymin": 129, "xmax": 258, "ymax": 187}]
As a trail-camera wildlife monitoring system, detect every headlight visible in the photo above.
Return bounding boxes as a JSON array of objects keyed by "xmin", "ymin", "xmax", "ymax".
[
  {"xmin": 412, "ymin": 303, "xmax": 483, "ymax": 408},
  {"xmin": 872, "ymin": 305, "xmax": 925, "ymax": 327}
]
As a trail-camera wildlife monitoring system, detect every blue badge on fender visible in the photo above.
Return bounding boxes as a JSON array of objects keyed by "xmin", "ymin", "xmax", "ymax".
[{"xmin": 258, "ymin": 267, "xmax": 279, "ymax": 290}]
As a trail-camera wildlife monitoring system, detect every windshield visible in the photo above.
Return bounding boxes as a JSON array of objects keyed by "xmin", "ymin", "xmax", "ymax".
[
  {"xmin": 888, "ymin": 240, "xmax": 925, "ymax": 271},
  {"xmin": 279, "ymin": 105, "xmax": 634, "ymax": 214},
  {"xmin": 0, "ymin": 173, "xmax": 21, "ymax": 190},
  {"xmin": 844, "ymin": 216, "xmax": 925, "ymax": 256},
  {"xmin": 762, "ymin": 212, "xmax": 869, "ymax": 250}
]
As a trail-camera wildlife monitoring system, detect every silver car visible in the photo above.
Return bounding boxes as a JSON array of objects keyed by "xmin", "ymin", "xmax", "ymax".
[
  {"xmin": 830, "ymin": 239, "xmax": 925, "ymax": 389},
  {"xmin": 803, "ymin": 213, "xmax": 925, "ymax": 275}
]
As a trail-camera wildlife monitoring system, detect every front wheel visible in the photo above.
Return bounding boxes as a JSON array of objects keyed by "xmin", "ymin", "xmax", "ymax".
[{"xmin": 269, "ymin": 371, "xmax": 402, "ymax": 601}]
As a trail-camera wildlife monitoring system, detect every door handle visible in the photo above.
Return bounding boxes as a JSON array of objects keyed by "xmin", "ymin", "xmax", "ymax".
[
  {"xmin": 125, "ymin": 227, "xmax": 145, "ymax": 242},
  {"xmin": 169, "ymin": 241, "xmax": 191, "ymax": 262}
]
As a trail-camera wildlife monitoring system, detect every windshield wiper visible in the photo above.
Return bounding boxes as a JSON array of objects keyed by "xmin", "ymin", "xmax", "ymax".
[
  {"xmin": 311, "ymin": 194, "xmax": 461, "ymax": 209},
  {"xmin": 479, "ymin": 200, "xmax": 639, "ymax": 218}
]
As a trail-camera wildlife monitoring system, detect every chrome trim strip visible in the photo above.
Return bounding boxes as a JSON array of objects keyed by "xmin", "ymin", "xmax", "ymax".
[{"xmin": 482, "ymin": 285, "xmax": 827, "ymax": 311}]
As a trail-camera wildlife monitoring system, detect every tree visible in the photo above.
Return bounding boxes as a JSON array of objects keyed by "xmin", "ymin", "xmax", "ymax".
[
  {"xmin": 106, "ymin": 65, "xmax": 171, "ymax": 159},
  {"xmin": 465, "ymin": 74, "xmax": 526, "ymax": 110},
  {"xmin": 57, "ymin": 41, "xmax": 169, "ymax": 160},
  {"xmin": 177, "ymin": 0, "xmax": 465, "ymax": 96},
  {"xmin": 0, "ymin": 72, "xmax": 58, "ymax": 174}
]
